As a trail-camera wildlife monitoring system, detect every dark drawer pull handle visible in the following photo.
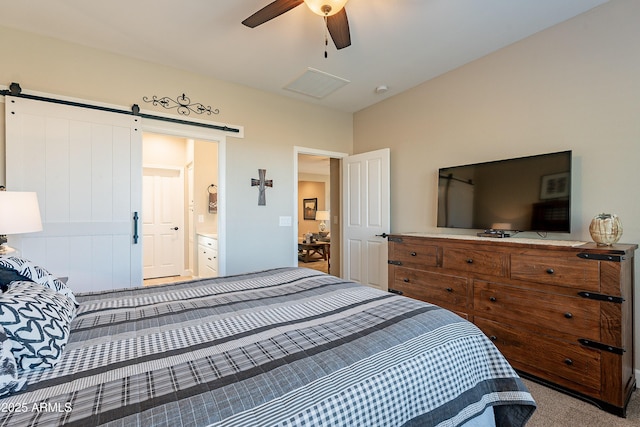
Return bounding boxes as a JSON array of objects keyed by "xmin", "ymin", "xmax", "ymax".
[
  {"xmin": 564, "ymin": 312, "xmax": 573, "ymax": 319},
  {"xmin": 403, "ymin": 278, "xmax": 410, "ymax": 283},
  {"xmin": 410, "ymin": 252, "xmax": 417, "ymax": 256},
  {"xmin": 489, "ymin": 296, "xmax": 497, "ymax": 302},
  {"xmin": 466, "ymin": 259, "xmax": 473, "ymax": 264},
  {"xmin": 445, "ymin": 287, "xmax": 453, "ymax": 293},
  {"xmin": 489, "ymin": 335, "xmax": 497, "ymax": 341},
  {"xmin": 546, "ymin": 268, "xmax": 555, "ymax": 274},
  {"xmin": 564, "ymin": 358, "xmax": 573, "ymax": 366}
]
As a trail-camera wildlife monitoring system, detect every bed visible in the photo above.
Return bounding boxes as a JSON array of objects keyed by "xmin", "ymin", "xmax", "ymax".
[{"xmin": 0, "ymin": 260, "xmax": 535, "ymax": 426}]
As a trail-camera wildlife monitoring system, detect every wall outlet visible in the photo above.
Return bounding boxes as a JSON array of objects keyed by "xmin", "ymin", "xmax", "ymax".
[{"xmin": 198, "ymin": 214, "xmax": 204, "ymax": 223}]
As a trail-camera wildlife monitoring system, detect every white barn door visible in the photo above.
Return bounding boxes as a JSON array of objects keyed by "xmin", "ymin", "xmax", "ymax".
[
  {"xmin": 5, "ymin": 96, "xmax": 142, "ymax": 292},
  {"xmin": 342, "ymin": 148, "xmax": 390, "ymax": 291}
]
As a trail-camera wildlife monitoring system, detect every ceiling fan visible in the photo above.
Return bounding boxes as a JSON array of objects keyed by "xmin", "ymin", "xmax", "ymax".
[{"xmin": 242, "ymin": 0, "xmax": 352, "ymax": 52}]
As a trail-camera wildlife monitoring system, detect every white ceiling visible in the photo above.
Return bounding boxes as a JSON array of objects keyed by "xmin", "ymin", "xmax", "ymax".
[
  {"xmin": 0, "ymin": 0, "xmax": 608, "ymax": 112},
  {"xmin": 299, "ymin": 154, "xmax": 330, "ymax": 175}
]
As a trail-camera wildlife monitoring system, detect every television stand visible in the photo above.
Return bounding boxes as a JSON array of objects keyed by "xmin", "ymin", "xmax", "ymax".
[
  {"xmin": 387, "ymin": 234, "xmax": 636, "ymax": 416},
  {"xmin": 477, "ymin": 229, "xmax": 511, "ymax": 238}
]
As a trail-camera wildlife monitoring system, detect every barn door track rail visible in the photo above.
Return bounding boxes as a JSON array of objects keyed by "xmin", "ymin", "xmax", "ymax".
[{"xmin": 0, "ymin": 82, "xmax": 240, "ymax": 134}]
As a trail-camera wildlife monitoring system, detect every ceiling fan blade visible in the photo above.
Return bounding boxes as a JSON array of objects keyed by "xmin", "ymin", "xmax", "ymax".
[
  {"xmin": 326, "ymin": 8, "xmax": 351, "ymax": 49},
  {"xmin": 242, "ymin": 0, "xmax": 304, "ymax": 28}
]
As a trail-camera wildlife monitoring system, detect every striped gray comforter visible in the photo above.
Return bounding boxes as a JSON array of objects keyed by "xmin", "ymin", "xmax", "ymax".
[{"xmin": 0, "ymin": 267, "xmax": 535, "ymax": 426}]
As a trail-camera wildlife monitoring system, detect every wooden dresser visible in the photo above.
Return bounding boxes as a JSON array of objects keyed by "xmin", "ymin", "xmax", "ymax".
[{"xmin": 387, "ymin": 233, "xmax": 636, "ymax": 416}]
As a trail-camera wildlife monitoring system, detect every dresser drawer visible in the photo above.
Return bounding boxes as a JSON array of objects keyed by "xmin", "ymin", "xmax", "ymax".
[
  {"xmin": 475, "ymin": 318, "xmax": 601, "ymax": 394},
  {"xmin": 442, "ymin": 248, "xmax": 506, "ymax": 277},
  {"xmin": 511, "ymin": 254, "xmax": 599, "ymax": 291},
  {"xmin": 389, "ymin": 239, "xmax": 438, "ymax": 270},
  {"xmin": 198, "ymin": 234, "xmax": 218, "ymax": 250},
  {"xmin": 474, "ymin": 281, "xmax": 600, "ymax": 341},
  {"xmin": 392, "ymin": 267, "xmax": 468, "ymax": 310},
  {"xmin": 198, "ymin": 245, "xmax": 218, "ymax": 278}
]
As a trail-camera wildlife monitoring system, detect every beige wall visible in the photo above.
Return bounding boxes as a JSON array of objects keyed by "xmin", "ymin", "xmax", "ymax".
[
  {"xmin": 193, "ymin": 140, "xmax": 218, "ymax": 235},
  {"xmin": 142, "ymin": 133, "xmax": 187, "ymax": 167},
  {"xmin": 353, "ymin": 0, "xmax": 640, "ymax": 373},
  {"xmin": 298, "ymin": 180, "xmax": 327, "ymax": 237},
  {"xmin": 0, "ymin": 25, "xmax": 353, "ymax": 274}
]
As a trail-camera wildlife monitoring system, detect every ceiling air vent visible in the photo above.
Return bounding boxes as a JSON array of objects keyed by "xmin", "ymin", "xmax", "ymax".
[{"xmin": 284, "ymin": 68, "xmax": 350, "ymax": 99}]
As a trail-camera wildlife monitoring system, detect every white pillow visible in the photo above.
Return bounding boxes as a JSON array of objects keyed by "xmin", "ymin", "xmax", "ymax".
[
  {"xmin": 0, "ymin": 256, "xmax": 78, "ymax": 306},
  {"xmin": 0, "ymin": 281, "xmax": 77, "ymax": 371}
]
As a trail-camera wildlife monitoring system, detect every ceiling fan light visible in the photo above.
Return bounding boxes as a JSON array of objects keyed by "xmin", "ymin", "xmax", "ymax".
[{"xmin": 303, "ymin": 0, "xmax": 349, "ymax": 17}]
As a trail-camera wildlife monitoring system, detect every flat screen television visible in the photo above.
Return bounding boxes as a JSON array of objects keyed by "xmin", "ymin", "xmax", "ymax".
[{"xmin": 437, "ymin": 150, "xmax": 571, "ymax": 234}]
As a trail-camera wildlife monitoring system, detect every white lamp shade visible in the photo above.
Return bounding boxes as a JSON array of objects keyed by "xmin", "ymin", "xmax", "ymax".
[
  {"xmin": 315, "ymin": 210, "xmax": 330, "ymax": 221},
  {"xmin": 304, "ymin": 0, "xmax": 349, "ymax": 16},
  {"xmin": 0, "ymin": 192, "xmax": 43, "ymax": 234},
  {"xmin": 491, "ymin": 223, "xmax": 512, "ymax": 230}
]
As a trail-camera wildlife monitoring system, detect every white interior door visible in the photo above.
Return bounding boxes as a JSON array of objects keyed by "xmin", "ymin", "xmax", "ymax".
[
  {"xmin": 142, "ymin": 167, "xmax": 184, "ymax": 279},
  {"xmin": 187, "ymin": 162, "xmax": 195, "ymax": 275},
  {"xmin": 342, "ymin": 148, "xmax": 390, "ymax": 290},
  {"xmin": 5, "ymin": 95, "xmax": 142, "ymax": 292}
]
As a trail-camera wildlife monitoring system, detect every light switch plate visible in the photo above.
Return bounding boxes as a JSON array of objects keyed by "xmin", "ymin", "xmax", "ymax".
[{"xmin": 279, "ymin": 216, "xmax": 292, "ymax": 226}]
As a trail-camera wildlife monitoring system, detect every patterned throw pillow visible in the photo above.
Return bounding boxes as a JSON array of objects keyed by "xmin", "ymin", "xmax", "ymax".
[
  {"xmin": 0, "ymin": 266, "xmax": 33, "ymax": 293},
  {"xmin": 0, "ymin": 328, "xmax": 27, "ymax": 396},
  {"xmin": 0, "ymin": 256, "xmax": 78, "ymax": 306},
  {"xmin": 0, "ymin": 281, "xmax": 77, "ymax": 371}
]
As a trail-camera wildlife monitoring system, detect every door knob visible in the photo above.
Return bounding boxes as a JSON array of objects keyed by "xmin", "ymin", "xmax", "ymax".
[{"xmin": 171, "ymin": 227, "xmax": 179, "ymax": 230}]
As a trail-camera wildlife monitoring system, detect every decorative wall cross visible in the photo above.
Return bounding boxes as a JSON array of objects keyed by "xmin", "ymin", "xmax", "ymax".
[{"xmin": 251, "ymin": 169, "xmax": 273, "ymax": 206}]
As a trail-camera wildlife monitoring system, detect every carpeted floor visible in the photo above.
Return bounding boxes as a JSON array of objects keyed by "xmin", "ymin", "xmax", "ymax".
[
  {"xmin": 146, "ymin": 264, "xmax": 330, "ymax": 286},
  {"xmin": 298, "ymin": 259, "xmax": 329, "ymax": 274},
  {"xmin": 524, "ymin": 379, "xmax": 639, "ymax": 426}
]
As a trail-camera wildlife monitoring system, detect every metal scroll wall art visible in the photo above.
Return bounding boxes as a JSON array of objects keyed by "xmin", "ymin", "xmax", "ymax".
[{"xmin": 143, "ymin": 92, "xmax": 219, "ymax": 116}]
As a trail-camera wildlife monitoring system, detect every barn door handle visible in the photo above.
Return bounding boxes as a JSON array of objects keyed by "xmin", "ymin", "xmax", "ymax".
[{"xmin": 133, "ymin": 212, "xmax": 139, "ymax": 244}]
